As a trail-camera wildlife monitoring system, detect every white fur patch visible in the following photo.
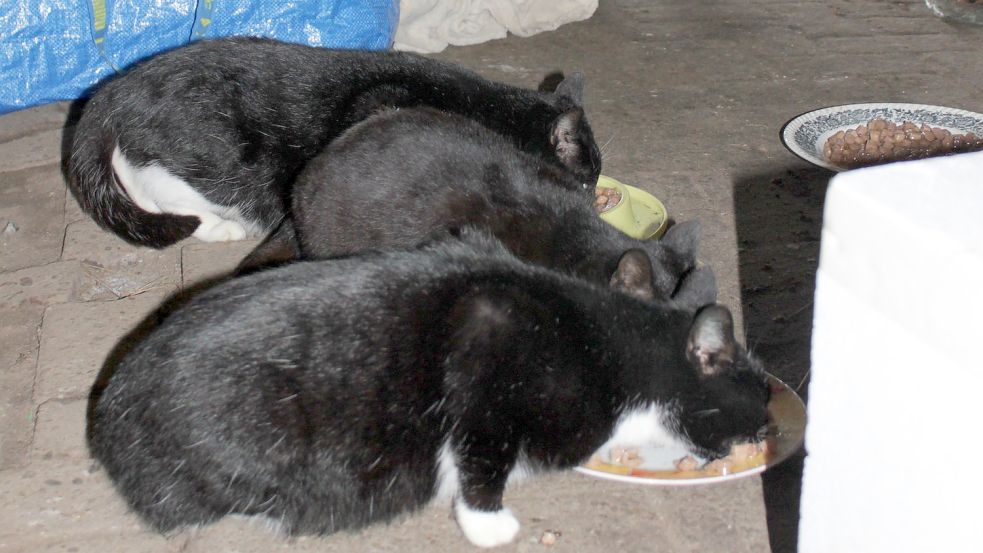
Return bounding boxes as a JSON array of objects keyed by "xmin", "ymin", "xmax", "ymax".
[
  {"xmin": 506, "ymin": 451, "xmax": 537, "ymax": 488},
  {"xmin": 437, "ymin": 440, "xmax": 528, "ymax": 547},
  {"xmin": 111, "ymin": 146, "xmax": 261, "ymax": 242},
  {"xmin": 599, "ymin": 402, "xmax": 689, "ymax": 452},
  {"xmin": 434, "ymin": 439, "xmax": 461, "ymax": 501},
  {"xmin": 454, "ymin": 500, "xmax": 520, "ymax": 548},
  {"xmin": 435, "ymin": 440, "xmax": 536, "ymax": 500}
]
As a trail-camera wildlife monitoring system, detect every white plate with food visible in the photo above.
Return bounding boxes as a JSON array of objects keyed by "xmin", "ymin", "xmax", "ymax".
[
  {"xmin": 574, "ymin": 374, "xmax": 805, "ymax": 486},
  {"xmin": 781, "ymin": 103, "xmax": 983, "ymax": 171}
]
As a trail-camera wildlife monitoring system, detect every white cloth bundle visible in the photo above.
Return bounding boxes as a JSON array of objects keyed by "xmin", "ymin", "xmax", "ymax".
[{"xmin": 394, "ymin": 0, "xmax": 598, "ymax": 53}]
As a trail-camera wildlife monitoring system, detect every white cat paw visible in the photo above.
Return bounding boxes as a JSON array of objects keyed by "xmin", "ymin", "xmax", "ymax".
[
  {"xmin": 454, "ymin": 500, "xmax": 520, "ymax": 548},
  {"xmin": 193, "ymin": 219, "xmax": 248, "ymax": 242}
]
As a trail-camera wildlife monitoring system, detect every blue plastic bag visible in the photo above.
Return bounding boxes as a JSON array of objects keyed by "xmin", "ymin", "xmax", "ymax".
[{"xmin": 0, "ymin": 1, "xmax": 399, "ymax": 114}]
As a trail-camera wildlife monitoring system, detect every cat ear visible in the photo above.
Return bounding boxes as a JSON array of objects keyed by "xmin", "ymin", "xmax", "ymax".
[
  {"xmin": 553, "ymin": 72, "xmax": 585, "ymax": 105},
  {"xmin": 549, "ymin": 109, "xmax": 585, "ymax": 168},
  {"xmin": 660, "ymin": 220, "xmax": 701, "ymax": 268},
  {"xmin": 609, "ymin": 249, "xmax": 656, "ymax": 301},
  {"xmin": 537, "ymin": 71, "xmax": 567, "ymax": 93},
  {"xmin": 687, "ymin": 304, "xmax": 738, "ymax": 378},
  {"xmin": 672, "ymin": 266, "xmax": 717, "ymax": 311}
]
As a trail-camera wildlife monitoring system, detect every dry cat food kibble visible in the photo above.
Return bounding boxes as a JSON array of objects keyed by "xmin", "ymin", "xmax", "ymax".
[
  {"xmin": 594, "ymin": 186, "xmax": 623, "ymax": 213},
  {"xmin": 824, "ymin": 118, "xmax": 983, "ymax": 169}
]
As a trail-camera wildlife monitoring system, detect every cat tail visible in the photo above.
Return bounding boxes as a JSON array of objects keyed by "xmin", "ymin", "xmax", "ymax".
[
  {"xmin": 235, "ymin": 217, "xmax": 302, "ymax": 275},
  {"xmin": 67, "ymin": 132, "xmax": 200, "ymax": 249}
]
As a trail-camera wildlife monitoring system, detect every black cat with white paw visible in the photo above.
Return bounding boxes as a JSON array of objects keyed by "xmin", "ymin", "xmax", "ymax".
[{"xmin": 89, "ymin": 230, "xmax": 769, "ymax": 548}]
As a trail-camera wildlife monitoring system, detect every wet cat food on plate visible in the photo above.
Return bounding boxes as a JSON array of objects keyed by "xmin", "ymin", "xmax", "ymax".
[
  {"xmin": 602, "ymin": 439, "xmax": 770, "ymax": 477},
  {"xmin": 610, "ymin": 445, "xmax": 643, "ymax": 468},
  {"xmin": 673, "ymin": 441, "xmax": 770, "ymax": 476},
  {"xmin": 673, "ymin": 455, "xmax": 700, "ymax": 472},
  {"xmin": 594, "ymin": 186, "xmax": 623, "ymax": 213},
  {"xmin": 823, "ymin": 118, "xmax": 983, "ymax": 169}
]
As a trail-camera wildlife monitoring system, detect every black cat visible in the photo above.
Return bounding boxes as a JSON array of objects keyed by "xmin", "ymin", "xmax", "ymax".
[
  {"xmin": 67, "ymin": 36, "xmax": 601, "ymax": 248},
  {"xmin": 240, "ymin": 107, "xmax": 698, "ymax": 300},
  {"xmin": 88, "ymin": 229, "xmax": 770, "ymax": 548}
]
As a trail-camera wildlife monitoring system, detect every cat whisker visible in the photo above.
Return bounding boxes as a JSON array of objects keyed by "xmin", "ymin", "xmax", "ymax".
[
  {"xmin": 255, "ymin": 494, "xmax": 278, "ymax": 512},
  {"xmin": 692, "ymin": 408, "xmax": 720, "ymax": 418},
  {"xmin": 795, "ymin": 370, "xmax": 811, "ymax": 393},
  {"xmin": 266, "ymin": 434, "xmax": 286, "ymax": 455},
  {"xmin": 385, "ymin": 474, "xmax": 399, "ymax": 492},
  {"xmin": 169, "ymin": 459, "xmax": 186, "ymax": 476},
  {"xmin": 367, "ymin": 455, "xmax": 383, "ymax": 471},
  {"xmin": 423, "ymin": 398, "xmax": 446, "ymax": 416},
  {"xmin": 598, "ymin": 133, "xmax": 617, "ymax": 160},
  {"xmin": 149, "ymin": 482, "xmax": 177, "ymax": 507}
]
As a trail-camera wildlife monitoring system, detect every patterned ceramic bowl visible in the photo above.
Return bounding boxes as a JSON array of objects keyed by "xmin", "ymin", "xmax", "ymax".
[{"xmin": 781, "ymin": 103, "xmax": 983, "ymax": 171}]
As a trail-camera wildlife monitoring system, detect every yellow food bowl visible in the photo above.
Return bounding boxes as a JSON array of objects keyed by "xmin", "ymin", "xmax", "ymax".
[{"xmin": 595, "ymin": 175, "xmax": 668, "ymax": 240}]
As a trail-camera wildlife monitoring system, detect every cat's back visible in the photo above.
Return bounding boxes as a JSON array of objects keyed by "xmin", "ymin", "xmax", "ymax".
[
  {"xmin": 94, "ymin": 232, "xmax": 594, "ymax": 432},
  {"xmin": 119, "ymin": 234, "xmax": 522, "ymax": 363},
  {"xmin": 296, "ymin": 107, "xmax": 583, "ymax": 213},
  {"xmin": 77, "ymin": 38, "xmax": 397, "ymax": 133},
  {"xmin": 83, "ymin": 37, "xmax": 452, "ymax": 114},
  {"xmin": 325, "ymin": 107, "xmax": 524, "ymax": 166},
  {"xmin": 292, "ymin": 107, "xmax": 591, "ymax": 260}
]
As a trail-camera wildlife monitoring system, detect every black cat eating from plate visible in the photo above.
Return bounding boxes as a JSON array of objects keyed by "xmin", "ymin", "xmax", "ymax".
[
  {"xmin": 88, "ymin": 229, "xmax": 770, "ymax": 548},
  {"xmin": 240, "ymin": 107, "xmax": 699, "ymax": 301},
  {"xmin": 66, "ymin": 37, "xmax": 601, "ymax": 248}
]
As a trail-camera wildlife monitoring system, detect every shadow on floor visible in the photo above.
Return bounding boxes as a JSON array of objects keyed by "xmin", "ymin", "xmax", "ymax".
[{"xmin": 732, "ymin": 164, "xmax": 833, "ymax": 553}]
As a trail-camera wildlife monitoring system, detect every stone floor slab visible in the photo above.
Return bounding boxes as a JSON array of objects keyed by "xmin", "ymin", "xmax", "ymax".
[
  {"xmin": 61, "ymin": 220, "xmax": 181, "ymax": 301},
  {"xmin": 0, "ymin": 164, "xmax": 68, "ymax": 273},
  {"xmin": 0, "ymin": 261, "xmax": 83, "ymax": 368},
  {"xmin": 0, "ymin": 261, "xmax": 86, "ymax": 469},
  {"xmin": 64, "ymin": 188, "xmax": 87, "ymax": 226},
  {"xmin": 34, "ymin": 288, "xmax": 176, "ymax": 403},
  {"xmin": 175, "ymin": 472, "xmax": 769, "ymax": 553},
  {"xmin": 0, "ymin": 459, "xmax": 174, "ymax": 553},
  {"xmin": 181, "ymin": 238, "xmax": 262, "ymax": 287},
  {"xmin": 0, "ymin": 102, "xmax": 68, "ymax": 143},
  {"xmin": 31, "ymin": 399, "xmax": 89, "ymax": 461},
  {"xmin": 0, "ymin": 129, "xmax": 64, "ymax": 173}
]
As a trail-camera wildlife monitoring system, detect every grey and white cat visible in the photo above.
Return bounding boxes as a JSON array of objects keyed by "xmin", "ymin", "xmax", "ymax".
[{"xmin": 67, "ymin": 36, "xmax": 601, "ymax": 247}]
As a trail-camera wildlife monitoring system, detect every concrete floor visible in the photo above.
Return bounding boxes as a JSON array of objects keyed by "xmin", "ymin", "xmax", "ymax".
[{"xmin": 2, "ymin": 1, "xmax": 982, "ymax": 551}]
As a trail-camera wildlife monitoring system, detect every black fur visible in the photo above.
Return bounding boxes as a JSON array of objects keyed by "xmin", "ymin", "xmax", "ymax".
[
  {"xmin": 66, "ymin": 37, "xmax": 602, "ymax": 247},
  {"xmin": 241, "ymin": 107, "xmax": 699, "ymax": 300},
  {"xmin": 88, "ymin": 230, "xmax": 769, "ymax": 544}
]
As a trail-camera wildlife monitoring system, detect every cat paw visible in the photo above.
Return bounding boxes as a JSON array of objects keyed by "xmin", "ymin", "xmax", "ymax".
[
  {"xmin": 193, "ymin": 219, "xmax": 248, "ymax": 242},
  {"xmin": 454, "ymin": 500, "xmax": 520, "ymax": 548}
]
